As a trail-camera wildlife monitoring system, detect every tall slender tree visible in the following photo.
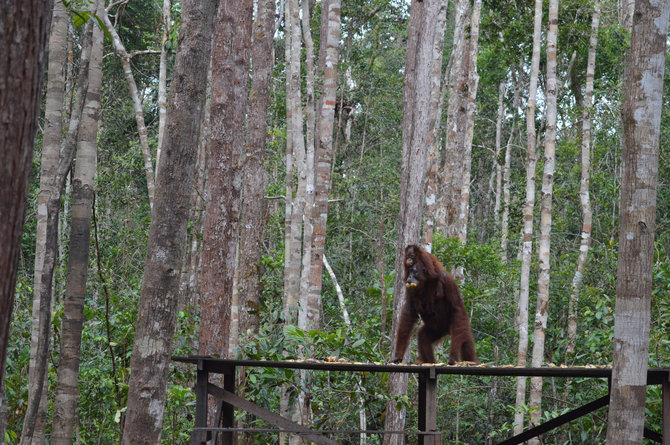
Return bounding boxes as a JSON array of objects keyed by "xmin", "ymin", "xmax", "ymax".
[
  {"xmin": 567, "ymin": 0, "xmax": 600, "ymax": 358},
  {"xmin": 514, "ymin": 0, "xmax": 543, "ymax": 434},
  {"xmin": 306, "ymin": 0, "xmax": 342, "ymax": 333},
  {"xmin": 606, "ymin": 0, "xmax": 669, "ymax": 442},
  {"xmin": 24, "ymin": 1, "xmax": 68, "ymax": 439},
  {"xmin": 528, "ymin": 0, "xmax": 558, "ymax": 437},
  {"xmin": 21, "ymin": 17, "xmax": 94, "ymax": 444},
  {"xmin": 51, "ymin": 1, "xmax": 104, "ymax": 441},
  {"xmin": 121, "ymin": 0, "xmax": 216, "ymax": 441},
  {"xmin": 101, "ymin": 7, "xmax": 156, "ymax": 208}
]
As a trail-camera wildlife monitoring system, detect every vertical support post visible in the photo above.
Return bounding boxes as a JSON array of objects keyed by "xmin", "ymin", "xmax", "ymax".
[
  {"xmin": 663, "ymin": 372, "xmax": 669, "ymax": 445},
  {"xmin": 221, "ymin": 365, "xmax": 236, "ymax": 445},
  {"xmin": 190, "ymin": 359, "xmax": 209, "ymax": 445},
  {"xmin": 418, "ymin": 367, "xmax": 439, "ymax": 445}
]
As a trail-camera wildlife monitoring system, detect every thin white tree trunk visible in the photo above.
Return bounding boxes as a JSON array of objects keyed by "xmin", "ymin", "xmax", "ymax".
[
  {"xmin": 155, "ymin": 0, "xmax": 171, "ymax": 173},
  {"xmin": 456, "ymin": 0, "xmax": 481, "ymax": 246},
  {"xmin": 422, "ymin": 1, "xmax": 448, "ymax": 252},
  {"xmin": 513, "ymin": 0, "xmax": 542, "ymax": 434},
  {"xmin": 283, "ymin": 0, "xmax": 306, "ymax": 323},
  {"xmin": 101, "ymin": 8, "xmax": 156, "ymax": 208},
  {"xmin": 500, "ymin": 67, "xmax": 521, "ymax": 262},
  {"xmin": 527, "ymin": 0, "xmax": 558, "ymax": 439},
  {"xmin": 281, "ymin": 0, "xmax": 305, "ymax": 440},
  {"xmin": 305, "ymin": 0, "xmax": 342, "ymax": 323},
  {"xmin": 298, "ymin": 0, "xmax": 317, "ymax": 334},
  {"xmin": 493, "ymin": 81, "xmax": 506, "ymax": 230},
  {"xmin": 606, "ymin": 0, "xmax": 669, "ymax": 442},
  {"xmin": 567, "ymin": 1, "xmax": 600, "ymax": 358},
  {"xmin": 24, "ymin": 2, "xmax": 68, "ymax": 441}
]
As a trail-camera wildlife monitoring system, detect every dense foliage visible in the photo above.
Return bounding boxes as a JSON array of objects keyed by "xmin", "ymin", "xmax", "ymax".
[{"xmin": 4, "ymin": 0, "xmax": 669, "ymax": 443}]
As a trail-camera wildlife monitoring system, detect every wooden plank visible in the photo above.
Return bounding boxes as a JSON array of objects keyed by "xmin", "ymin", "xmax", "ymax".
[
  {"xmin": 418, "ymin": 369, "xmax": 439, "ymax": 445},
  {"xmin": 221, "ymin": 367, "xmax": 235, "ymax": 445},
  {"xmin": 496, "ymin": 394, "xmax": 609, "ymax": 445},
  {"xmin": 207, "ymin": 383, "xmax": 340, "ymax": 445},
  {"xmin": 173, "ymin": 356, "xmax": 670, "ymax": 383},
  {"xmin": 189, "ymin": 365, "xmax": 209, "ymax": 445}
]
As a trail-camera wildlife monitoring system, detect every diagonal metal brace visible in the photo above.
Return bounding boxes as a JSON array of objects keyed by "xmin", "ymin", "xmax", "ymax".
[
  {"xmin": 207, "ymin": 383, "xmax": 340, "ymax": 445},
  {"xmin": 496, "ymin": 394, "xmax": 610, "ymax": 445}
]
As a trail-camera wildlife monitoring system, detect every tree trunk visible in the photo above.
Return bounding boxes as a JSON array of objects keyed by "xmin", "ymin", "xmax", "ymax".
[
  {"xmin": 235, "ymin": 0, "xmax": 275, "ymax": 350},
  {"xmin": 619, "ymin": 0, "xmax": 635, "ymax": 32},
  {"xmin": 24, "ymin": 2, "xmax": 68, "ymax": 441},
  {"xmin": 298, "ymin": 0, "xmax": 318, "ymax": 334},
  {"xmin": 283, "ymin": 0, "xmax": 306, "ymax": 325},
  {"xmin": 51, "ymin": 0, "xmax": 103, "ymax": 441},
  {"xmin": 121, "ymin": 0, "xmax": 216, "ymax": 442},
  {"xmin": 22, "ymin": 16, "xmax": 94, "ymax": 445},
  {"xmin": 493, "ymin": 81, "xmax": 506, "ymax": 232},
  {"xmin": 421, "ymin": 2, "xmax": 448, "ymax": 252},
  {"xmin": 567, "ymin": 0, "xmax": 600, "ymax": 359},
  {"xmin": 156, "ymin": 0, "xmax": 171, "ymax": 172},
  {"xmin": 0, "ymin": 0, "xmax": 52, "ymax": 394},
  {"xmin": 606, "ymin": 0, "xmax": 669, "ymax": 442},
  {"xmin": 306, "ymin": 0, "xmax": 342, "ymax": 330},
  {"xmin": 437, "ymin": 0, "xmax": 470, "ymax": 240},
  {"xmin": 101, "ymin": 7, "xmax": 156, "ymax": 208},
  {"xmin": 500, "ymin": 67, "xmax": 521, "ymax": 262},
  {"xmin": 527, "ymin": 0, "xmax": 558, "ymax": 438},
  {"xmin": 384, "ymin": 1, "xmax": 443, "ymax": 444},
  {"xmin": 513, "ymin": 0, "xmax": 542, "ymax": 434},
  {"xmin": 199, "ymin": 0, "xmax": 252, "ymax": 360},
  {"xmin": 456, "ymin": 0, "xmax": 481, "ymax": 246}
]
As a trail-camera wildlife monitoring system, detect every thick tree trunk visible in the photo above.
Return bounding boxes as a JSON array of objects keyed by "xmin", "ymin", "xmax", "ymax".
[
  {"xmin": 384, "ymin": 1, "xmax": 443, "ymax": 444},
  {"xmin": 101, "ymin": 8, "xmax": 156, "ymax": 208},
  {"xmin": 567, "ymin": 1, "xmax": 600, "ymax": 358},
  {"xmin": 527, "ymin": 0, "xmax": 558, "ymax": 438},
  {"xmin": 121, "ymin": 0, "xmax": 216, "ymax": 442},
  {"xmin": 51, "ymin": 1, "xmax": 103, "ymax": 441},
  {"xmin": 606, "ymin": 0, "xmax": 669, "ymax": 442},
  {"xmin": 513, "ymin": 0, "xmax": 542, "ymax": 434},
  {"xmin": 199, "ymin": 0, "xmax": 252, "ymax": 360},
  {"xmin": 0, "ymin": 0, "xmax": 52, "ymax": 395},
  {"xmin": 234, "ymin": 0, "xmax": 275, "ymax": 349}
]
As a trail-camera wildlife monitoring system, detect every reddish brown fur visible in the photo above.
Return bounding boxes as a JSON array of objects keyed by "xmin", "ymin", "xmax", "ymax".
[{"xmin": 391, "ymin": 245, "xmax": 477, "ymax": 364}]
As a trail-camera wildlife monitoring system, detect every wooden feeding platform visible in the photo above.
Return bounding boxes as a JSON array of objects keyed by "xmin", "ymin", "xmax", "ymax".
[{"xmin": 172, "ymin": 356, "xmax": 670, "ymax": 445}]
